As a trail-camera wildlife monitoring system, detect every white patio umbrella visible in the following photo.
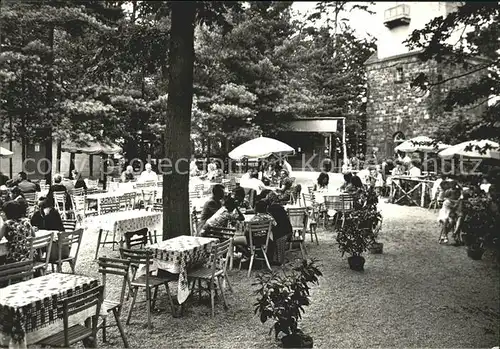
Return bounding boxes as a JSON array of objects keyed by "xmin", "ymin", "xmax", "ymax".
[
  {"xmin": 0, "ymin": 146, "xmax": 14, "ymax": 158},
  {"xmin": 395, "ymin": 136, "xmax": 450, "ymax": 153},
  {"xmin": 438, "ymin": 139, "xmax": 500, "ymax": 160},
  {"xmin": 228, "ymin": 136, "xmax": 295, "ymax": 160}
]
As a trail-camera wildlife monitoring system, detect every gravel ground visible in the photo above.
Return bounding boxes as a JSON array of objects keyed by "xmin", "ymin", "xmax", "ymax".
[{"xmin": 61, "ymin": 200, "xmax": 498, "ymax": 349}]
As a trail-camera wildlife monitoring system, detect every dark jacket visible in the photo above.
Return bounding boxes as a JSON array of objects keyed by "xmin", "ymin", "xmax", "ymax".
[
  {"xmin": 47, "ymin": 184, "xmax": 72, "ymax": 210},
  {"xmin": 0, "ymin": 173, "xmax": 9, "ymax": 186},
  {"xmin": 30, "ymin": 208, "xmax": 65, "ymax": 231},
  {"xmin": 8, "ymin": 179, "xmax": 39, "ymax": 193},
  {"xmin": 267, "ymin": 203, "xmax": 292, "ymax": 240},
  {"xmin": 199, "ymin": 197, "xmax": 222, "ymax": 229},
  {"xmin": 74, "ymin": 178, "xmax": 87, "ymax": 193}
]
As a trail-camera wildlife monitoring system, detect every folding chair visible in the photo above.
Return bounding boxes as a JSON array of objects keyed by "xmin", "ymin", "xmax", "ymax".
[
  {"xmin": 287, "ymin": 207, "xmax": 308, "ymax": 259},
  {"xmin": 71, "ymin": 187, "xmax": 85, "ymax": 196},
  {"xmin": 188, "ymin": 239, "xmax": 232, "ymax": 317},
  {"xmin": 62, "ymin": 219, "xmax": 77, "ymax": 232},
  {"xmin": 98, "ymin": 257, "xmax": 130, "ymax": 347},
  {"xmin": 53, "ymin": 191, "xmax": 70, "ymax": 219},
  {"xmin": 0, "ymin": 260, "xmax": 33, "ymax": 287},
  {"xmin": 30, "ymin": 232, "xmax": 54, "ymax": 276},
  {"xmin": 302, "ymin": 193, "xmax": 319, "ymax": 245},
  {"xmin": 38, "ymin": 285, "xmax": 104, "ymax": 348},
  {"xmin": 120, "ymin": 248, "xmax": 175, "ymax": 330},
  {"xmin": 50, "ymin": 229, "xmax": 84, "ymax": 274},
  {"xmin": 239, "ymin": 221, "xmax": 272, "ymax": 277}
]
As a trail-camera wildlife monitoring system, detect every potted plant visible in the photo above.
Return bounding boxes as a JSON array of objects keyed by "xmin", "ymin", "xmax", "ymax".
[
  {"xmin": 336, "ymin": 210, "xmax": 375, "ymax": 270},
  {"xmin": 461, "ymin": 193, "xmax": 497, "ymax": 260},
  {"xmin": 254, "ymin": 259, "xmax": 322, "ymax": 348},
  {"xmin": 361, "ymin": 187, "xmax": 384, "ymax": 254}
]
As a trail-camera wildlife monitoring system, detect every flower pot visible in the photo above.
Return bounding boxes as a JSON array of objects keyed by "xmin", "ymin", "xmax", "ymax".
[
  {"xmin": 467, "ymin": 246, "xmax": 484, "ymax": 260},
  {"xmin": 369, "ymin": 242, "xmax": 383, "ymax": 254},
  {"xmin": 281, "ymin": 333, "xmax": 313, "ymax": 348},
  {"xmin": 347, "ymin": 255, "xmax": 365, "ymax": 271}
]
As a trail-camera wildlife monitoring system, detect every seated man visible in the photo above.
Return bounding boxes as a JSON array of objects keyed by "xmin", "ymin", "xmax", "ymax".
[
  {"xmin": 200, "ymin": 197, "xmax": 244, "ymax": 236},
  {"xmin": 232, "ymin": 186, "xmax": 251, "ymax": 210},
  {"xmin": 7, "ymin": 171, "xmax": 39, "ymax": 193},
  {"xmin": 138, "ymin": 163, "xmax": 157, "ymax": 183},
  {"xmin": 266, "ymin": 192, "xmax": 293, "ymax": 265},
  {"xmin": 121, "ymin": 165, "xmax": 136, "ymax": 182},
  {"xmin": 198, "ymin": 184, "xmax": 225, "ymax": 230}
]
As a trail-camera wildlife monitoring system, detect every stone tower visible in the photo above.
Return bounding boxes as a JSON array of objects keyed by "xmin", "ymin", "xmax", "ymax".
[{"xmin": 364, "ymin": 2, "xmax": 485, "ymax": 159}]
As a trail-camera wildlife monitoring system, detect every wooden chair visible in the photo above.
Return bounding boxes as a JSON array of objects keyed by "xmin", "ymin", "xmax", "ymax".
[
  {"xmin": 0, "ymin": 260, "xmax": 34, "ymax": 287},
  {"xmin": 62, "ymin": 219, "xmax": 77, "ymax": 232},
  {"xmin": 97, "ymin": 257, "xmax": 130, "ymax": 348},
  {"xmin": 123, "ymin": 192, "xmax": 137, "ymax": 210},
  {"xmin": 287, "ymin": 207, "xmax": 308, "ymax": 259},
  {"xmin": 189, "ymin": 191, "xmax": 201, "ymax": 200},
  {"xmin": 120, "ymin": 248, "xmax": 175, "ymax": 330},
  {"xmin": 141, "ymin": 189, "xmax": 156, "ymax": 209},
  {"xmin": 37, "ymin": 285, "xmax": 104, "ymax": 348},
  {"xmin": 71, "ymin": 187, "xmax": 85, "ymax": 196},
  {"xmin": 188, "ymin": 239, "xmax": 231, "ymax": 317},
  {"xmin": 24, "ymin": 192, "xmax": 37, "ymax": 206},
  {"xmin": 324, "ymin": 194, "xmax": 355, "ymax": 230},
  {"xmin": 71, "ymin": 195, "xmax": 87, "ymax": 222},
  {"xmin": 50, "ymin": 229, "xmax": 84, "ymax": 273},
  {"xmin": 40, "ymin": 184, "xmax": 51, "ymax": 192},
  {"xmin": 87, "ymin": 179, "xmax": 99, "ymax": 189},
  {"xmin": 190, "ymin": 206, "xmax": 201, "ymax": 236},
  {"xmin": 53, "ymin": 191, "xmax": 69, "ymax": 219},
  {"xmin": 150, "ymin": 202, "xmax": 163, "ymax": 212},
  {"xmin": 203, "ymin": 226, "xmax": 236, "ymax": 283},
  {"xmin": 239, "ymin": 221, "xmax": 273, "ymax": 277},
  {"xmin": 30, "ymin": 232, "xmax": 53, "ymax": 276},
  {"xmin": 100, "ymin": 197, "xmax": 120, "ymax": 215},
  {"xmin": 40, "ymin": 179, "xmax": 47, "ymax": 186},
  {"xmin": 124, "ymin": 228, "xmax": 149, "ymax": 249},
  {"xmin": 302, "ymin": 194, "xmax": 319, "ymax": 245}
]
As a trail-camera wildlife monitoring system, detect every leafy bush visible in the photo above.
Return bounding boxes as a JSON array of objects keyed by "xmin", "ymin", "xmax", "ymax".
[
  {"xmin": 337, "ymin": 187, "xmax": 383, "ymax": 255},
  {"xmin": 462, "ymin": 193, "xmax": 499, "ymax": 249},
  {"xmin": 253, "ymin": 259, "xmax": 322, "ymax": 339}
]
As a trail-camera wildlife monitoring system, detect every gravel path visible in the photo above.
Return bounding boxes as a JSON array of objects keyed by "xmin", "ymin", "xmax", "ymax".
[{"xmin": 64, "ymin": 201, "xmax": 498, "ymax": 348}]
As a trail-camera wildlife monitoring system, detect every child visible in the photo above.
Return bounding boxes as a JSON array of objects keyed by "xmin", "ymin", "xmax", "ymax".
[{"xmin": 437, "ymin": 181, "xmax": 463, "ymax": 244}]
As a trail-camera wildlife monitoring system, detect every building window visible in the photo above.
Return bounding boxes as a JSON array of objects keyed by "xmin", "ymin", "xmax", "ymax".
[{"xmin": 395, "ymin": 67, "xmax": 404, "ymax": 83}]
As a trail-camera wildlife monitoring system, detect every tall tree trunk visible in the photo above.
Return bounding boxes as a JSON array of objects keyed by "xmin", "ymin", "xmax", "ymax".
[
  {"xmin": 163, "ymin": 1, "xmax": 196, "ymax": 239},
  {"xmin": 45, "ymin": 24, "xmax": 54, "ymax": 184}
]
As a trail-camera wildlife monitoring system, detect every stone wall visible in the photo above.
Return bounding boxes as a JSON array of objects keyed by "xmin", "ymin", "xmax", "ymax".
[{"xmin": 365, "ymin": 51, "xmax": 486, "ymax": 159}]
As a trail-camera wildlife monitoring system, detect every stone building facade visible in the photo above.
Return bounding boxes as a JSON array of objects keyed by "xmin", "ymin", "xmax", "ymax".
[{"xmin": 364, "ymin": 2, "xmax": 486, "ymax": 159}]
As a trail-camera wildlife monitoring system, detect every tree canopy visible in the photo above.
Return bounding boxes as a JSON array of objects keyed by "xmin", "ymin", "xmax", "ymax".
[{"xmin": 404, "ymin": 2, "xmax": 500, "ymax": 148}]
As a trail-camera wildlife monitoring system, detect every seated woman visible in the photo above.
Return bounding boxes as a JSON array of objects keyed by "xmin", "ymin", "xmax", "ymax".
[
  {"xmin": 276, "ymin": 170, "xmax": 294, "ymax": 203},
  {"xmin": 437, "ymin": 181, "xmax": 463, "ymax": 245},
  {"xmin": 339, "ymin": 172, "xmax": 353, "ymax": 192},
  {"xmin": 72, "ymin": 170, "xmax": 87, "ymax": 194},
  {"xmin": 313, "ymin": 172, "xmax": 329, "ymax": 192},
  {"xmin": 30, "ymin": 198, "xmax": 65, "ymax": 232},
  {"xmin": 266, "ymin": 192, "xmax": 293, "ymax": 265},
  {"xmin": 232, "ymin": 186, "xmax": 251, "ymax": 210},
  {"xmin": 233, "ymin": 200, "xmax": 276, "ymax": 247},
  {"xmin": 345, "ymin": 175, "xmax": 367, "ymax": 209},
  {"xmin": 0, "ymin": 201, "xmax": 34, "ymax": 264},
  {"xmin": 199, "ymin": 197, "xmax": 244, "ymax": 236}
]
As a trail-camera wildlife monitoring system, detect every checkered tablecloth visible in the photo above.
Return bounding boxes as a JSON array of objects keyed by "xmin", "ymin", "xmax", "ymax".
[
  {"xmin": 148, "ymin": 236, "xmax": 217, "ymax": 304},
  {"xmin": 84, "ymin": 210, "xmax": 162, "ymax": 239},
  {"xmin": 0, "ymin": 273, "xmax": 98, "ymax": 348}
]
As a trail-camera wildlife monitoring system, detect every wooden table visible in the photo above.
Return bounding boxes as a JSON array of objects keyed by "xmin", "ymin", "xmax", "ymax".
[
  {"xmin": 0, "ymin": 273, "xmax": 98, "ymax": 349},
  {"xmin": 390, "ymin": 176, "xmax": 434, "ymax": 207},
  {"xmin": 147, "ymin": 236, "xmax": 217, "ymax": 304}
]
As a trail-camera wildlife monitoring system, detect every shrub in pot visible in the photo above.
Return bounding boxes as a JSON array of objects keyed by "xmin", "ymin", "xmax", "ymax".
[
  {"xmin": 361, "ymin": 187, "xmax": 384, "ymax": 254},
  {"xmin": 461, "ymin": 193, "xmax": 498, "ymax": 260},
  {"xmin": 254, "ymin": 259, "xmax": 322, "ymax": 348},
  {"xmin": 336, "ymin": 209, "xmax": 376, "ymax": 271}
]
